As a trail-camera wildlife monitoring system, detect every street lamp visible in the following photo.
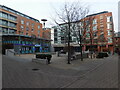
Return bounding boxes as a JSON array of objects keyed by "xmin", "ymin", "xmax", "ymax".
[
  {"xmin": 18, "ymin": 30, "xmax": 21, "ymax": 56},
  {"xmin": 41, "ymin": 19, "xmax": 47, "ymax": 30}
]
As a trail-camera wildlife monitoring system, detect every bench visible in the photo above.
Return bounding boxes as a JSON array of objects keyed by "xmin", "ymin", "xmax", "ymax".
[{"xmin": 32, "ymin": 53, "xmax": 52, "ymax": 64}]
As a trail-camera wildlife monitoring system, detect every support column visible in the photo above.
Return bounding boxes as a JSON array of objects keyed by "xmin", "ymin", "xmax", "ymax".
[{"xmin": 98, "ymin": 46, "xmax": 100, "ymax": 52}]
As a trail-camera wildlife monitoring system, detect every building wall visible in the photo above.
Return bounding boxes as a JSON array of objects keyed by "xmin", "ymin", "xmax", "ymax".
[
  {"xmin": 0, "ymin": 5, "xmax": 43, "ymax": 38},
  {"xmin": 81, "ymin": 11, "xmax": 114, "ymax": 53},
  {"xmin": 0, "ymin": 5, "xmax": 51, "ymax": 54},
  {"xmin": 52, "ymin": 11, "xmax": 114, "ymax": 53}
]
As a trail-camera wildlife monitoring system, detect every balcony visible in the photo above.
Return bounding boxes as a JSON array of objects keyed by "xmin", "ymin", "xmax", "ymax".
[
  {"xmin": 0, "ymin": 17, "xmax": 17, "ymax": 23},
  {"xmin": 0, "ymin": 25, "xmax": 17, "ymax": 30}
]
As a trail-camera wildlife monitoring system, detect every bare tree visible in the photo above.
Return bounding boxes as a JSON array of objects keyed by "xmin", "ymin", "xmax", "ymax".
[{"xmin": 52, "ymin": 1, "xmax": 89, "ymax": 63}]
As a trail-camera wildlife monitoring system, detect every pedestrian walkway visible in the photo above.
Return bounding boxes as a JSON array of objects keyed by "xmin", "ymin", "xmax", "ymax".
[
  {"xmin": 15, "ymin": 53, "xmax": 108, "ymax": 71},
  {"xmin": 3, "ymin": 54, "xmax": 118, "ymax": 88}
]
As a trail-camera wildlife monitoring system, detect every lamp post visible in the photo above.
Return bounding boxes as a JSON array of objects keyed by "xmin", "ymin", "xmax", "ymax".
[
  {"xmin": 18, "ymin": 30, "xmax": 21, "ymax": 56},
  {"xmin": 41, "ymin": 19, "xmax": 47, "ymax": 30},
  {"xmin": 41, "ymin": 19, "xmax": 47, "ymax": 53}
]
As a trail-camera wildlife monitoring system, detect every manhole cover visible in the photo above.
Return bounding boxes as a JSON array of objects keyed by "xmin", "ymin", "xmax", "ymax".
[{"xmin": 32, "ymin": 68, "xmax": 39, "ymax": 71}]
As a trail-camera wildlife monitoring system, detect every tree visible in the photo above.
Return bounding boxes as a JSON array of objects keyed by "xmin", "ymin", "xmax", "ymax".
[{"xmin": 52, "ymin": 1, "xmax": 89, "ymax": 63}]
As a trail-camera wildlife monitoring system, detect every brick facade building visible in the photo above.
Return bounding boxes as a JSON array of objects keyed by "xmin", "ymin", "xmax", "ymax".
[
  {"xmin": 81, "ymin": 11, "xmax": 114, "ymax": 53},
  {"xmin": 52, "ymin": 11, "xmax": 114, "ymax": 53},
  {"xmin": 0, "ymin": 5, "xmax": 51, "ymax": 54}
]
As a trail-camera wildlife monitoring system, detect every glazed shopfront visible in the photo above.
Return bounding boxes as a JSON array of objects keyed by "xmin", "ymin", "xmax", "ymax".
[{"xmin": 2, "ymin": 35, "xmax": 51, "ymax": 54}]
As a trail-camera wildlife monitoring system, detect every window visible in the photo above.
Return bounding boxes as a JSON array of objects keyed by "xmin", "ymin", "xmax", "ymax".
[
  {"xmin": 26, "ymin": 33, "xmax": 28, "ymax": 35},
  {"xmin": 108, "ymin": 37, "xmax": 112, "ymax": 43},
  {"xmin": 93, "ymin": 19, "xmax": 97, "ymax": 24},
  {"xmin": 86, "ymin": 33, "xmax": 90, "ymax": 38},
  {"xmin": 0, "ymin": 27, "xmax": 2, "ymax": 32},
  {"xmin": 54, "ymin": 29, "xmax": 57, "ymax": 32},
  {"xmin": 21, "ymin": 19, "xmax": 24, "ymax": 24},
  {"xmin": 86, "ymin": 27, "xmax": 90, "ymax": 31},
  {"xmin": 21, "ymin": 26, "xmax": 24, "ymax": 30},
  {"xmin": 85, "ymin": 20, "xmax": 89, "ymax": 25},
  {"xmin": 9, "ymin": 22, "xmax": 16, "ymax": 28},
  {"xmin": 8, "ymin": 15, "xmax": 17, "ymax": 21},
  {"xmin": 26, "ymin": 27, "xmax": 29, "ymax": 31},
  {"xmin": 108, "ymin": 30, "xmax": 112, "ymax": 36},
  {"xmin": 0, "ymin": 20, "xmax": 2, "ymax": 25},
  {"xmin": 107, "ymin": 16, "xmax": 112, "ymax": 22},
  {"xmin": 93, "ymin": 25, "xmax": 97, "ymax": 31},
  {"xmin": 38, "ymin": 35, "xmax": 40, "ymax": 38},
  {"xmin": 107, "ymin": 23, "xmax": 112, "ymax": 29},
  {"xmin": 3, "ymin": 28, "xmax": 8, "ymax": 34},
  {"xmin": 93, "ymin": 32, "xmax": 97, "ymax": 37},
  {"xmin": 26, "ymin": 22, "xmax": 29, "ymax": 26},
  {"xmin": 2, "ymin": 12, "xmax": 8, "ymax": 19},
  {"xmin": 100, "ymin": 15, "xmax": 103, "ymax": 19},
  {"xmin": 2, "ymin": 20, "xmax": 8, "ymax": 26},
  {"xmin": 38, "ymin": 25, "xmax": 40, "ymax": 29},
  {"xmin": 54, "ymin": 38, "xmax": 57, "ymax": 41},
  {"xmin": 32, "ymin": 23, "xmax": 34, "ymax": 27},
  {"xmin": 38, "ymin": 30, "xmax": 40, "ymax": 34},
  {"xmin": 80, "ymin": 21, "xmax": 84, "ymax": 26},
  {"xmin": 9, "ymin": 29, "xmax": 15, "ymax": 34},
  {"xmin": 0, "ymin": 12, "xmax": 2, "ymax": 17},
  {"xmin": 20, "ymin": 32, "xmax": 23, "ymax": 35},
  {"xmin": 31, "ymin": 28, "xmax": 34, "ymax": 31}
]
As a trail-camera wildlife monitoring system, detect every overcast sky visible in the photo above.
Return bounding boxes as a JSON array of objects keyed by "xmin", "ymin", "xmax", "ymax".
[{"xmin": 0, "ymin": 0, "xmax": 119, "ymax": 32}]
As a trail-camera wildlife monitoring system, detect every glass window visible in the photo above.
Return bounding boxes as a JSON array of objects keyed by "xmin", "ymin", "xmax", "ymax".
[
  {"xmin": 0, "ymin": 27, "xmax": 2, "ymax": 32},
  {"xmin": 86, "ymin": 27, "xmax": 90, "ymax": 31},
  {"xmin": 93, "ymin": 32, "xmax": 97, "ymax": 37},
  {"xmin": 85, "ymin": 20, "xmax": 89, "ymax": 25},
  {"xmin": 32, "ymin": 23, "xmax": 34, "ymax": 27},
  {"xmin": 2, "ymin": 20, "xmax": 8, "ymax": 26},
  {"xmin": 100, "ymin": 15, "xmax": 103, "ymax": 19},
  {"xmin": 38, "ymin": 35, "xmax": 40, "ymax": 38},
  {"xmin": 86, "ymin": 33, "xmax": 90, "ymax": 38},
  {"xmin": 38, "ymin": 30, "xmax": 40, "ymax": 34},
  {"xmin": 38, "ymin": 25, "xmax": 40, "ymax": 29},
  {"xmin": 9, "ymin": 22, "xmax": 16, "ymax": 28},
  {"xmin": 0, "ymin": 12, "xmax": 2, "ymax": 17},
  {"xmin": 108, "ymin": 37, "xmax": 112, "ymax": 43},
  {"xmin": 3, "ymin": 7, "xmax": 8, "ymax": 11},
  {"xmin": 9, "ymin": 29, "xmax": 15, "ymax": 34},
  {"xmin": 107, "ymin": 16, "xmax": 112, "ymax": 22},
  {"xmin": 8, "ymin": 15, "xmax": 17, "ymax": 21},
  {"xmin": 21, "ymin": 32, "xmax": 23, "ymax": 34},
  {"xmin": 26, "ymin": 22, "xmax": 29, "ymax": 26},
  {"xmin": 108, "ymin": 30, "xmax": 112, "ymax": 36},
  {"xmin": 31, "ymin": 28, "xmax": 34, "ymax": 31},
  {"xmin": 3, "ymin": 28, "xmax": 8, "ymax": 34},
  {"xmin": 107, "ymin": 23, "xmax": 112, "ymax": 29},
  {"xmin": 21, "ymin": 19, "xmax": 24, "ymax": 24},
  {"xmin": 26, "ymin": 27, "xmax": 29, "ymax": 31},
  {"xmin": 0, "ymin": 20, "xmax": 2, "ymax": 25},
  {"xmin": 93, "ymin": 19, "xmax": 97, "ymax": 24},
  {"xmin": 26, "ymin": 33, "xmax": 28, "ymax": 35},
  {"xmin": 2, "ymin": 12, "xmax": 8, "ymax": 19},
  {"xmin": 21, "ymin": 25, "xmax": 24, "ymax": 30},
  {"xmin": 93, "ymin": 25, "xmax": 97, "ymax": 31}
]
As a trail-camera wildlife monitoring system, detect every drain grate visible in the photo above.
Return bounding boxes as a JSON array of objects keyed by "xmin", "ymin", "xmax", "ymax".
[{"xmin": 32, "ymin": 68, "xmax": 39, "ymax": 71}]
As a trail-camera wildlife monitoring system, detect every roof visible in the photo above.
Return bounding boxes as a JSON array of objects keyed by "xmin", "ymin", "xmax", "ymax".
[
  {"xmin": 86, "ymin": 11, "xmax": 109, "ymax": 17},
  {"xmin": 1, "ymin": 34, "xmax": 52, "ymax": 41},
  {"xmin": 0, "ymin": 5, "xmax": 40, "ymax": 23}
]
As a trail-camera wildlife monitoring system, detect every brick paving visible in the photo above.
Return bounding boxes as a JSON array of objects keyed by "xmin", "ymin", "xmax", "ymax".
[{"xmin": 2, "ymin": 53, "xmax": 119, "ymax": 88}]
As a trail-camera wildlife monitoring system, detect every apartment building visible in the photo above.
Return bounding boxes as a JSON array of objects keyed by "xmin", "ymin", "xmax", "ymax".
[
  {"xmin": 0, "ymin": 5, "xmax": 51, "ymax": 54},
  {"xmin": 114, "ymin": 32, "xmax": 120, "ymax": 51},
  {"xmin": 52, "ymin": 11, "xmax": 114, "ymax": 53}
]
